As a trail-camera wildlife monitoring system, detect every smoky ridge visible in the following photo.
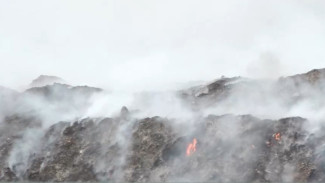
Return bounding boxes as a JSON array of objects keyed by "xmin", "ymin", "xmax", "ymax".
[{"xmin": 1, "ymin": 68, "xmax": 325, "ymax": 182}]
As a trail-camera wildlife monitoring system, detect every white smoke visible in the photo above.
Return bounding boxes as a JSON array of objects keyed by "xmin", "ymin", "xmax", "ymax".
[{"xmin": 1, "ymin": 0, "xmax": 325, "ymax": 182}]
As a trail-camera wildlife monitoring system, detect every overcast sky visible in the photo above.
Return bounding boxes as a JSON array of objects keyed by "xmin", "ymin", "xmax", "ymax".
[{"xmin": 1, "ymin": 0, "xmax": 325, "ymax": 91}]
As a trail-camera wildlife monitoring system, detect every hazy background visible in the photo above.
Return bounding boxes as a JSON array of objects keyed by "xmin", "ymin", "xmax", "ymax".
[{"xmin": 1, "ymin": 0, "xmax": 325, "ymax": 91}]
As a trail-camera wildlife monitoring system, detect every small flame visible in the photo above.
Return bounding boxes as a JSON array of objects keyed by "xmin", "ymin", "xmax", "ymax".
[
  {"xmin": 274, "ymin": 132, "xmax": 281, "ymax": 141},
  {"xmin": 186, "ymin": 138, "xmax": 197, "ymax": 156}
]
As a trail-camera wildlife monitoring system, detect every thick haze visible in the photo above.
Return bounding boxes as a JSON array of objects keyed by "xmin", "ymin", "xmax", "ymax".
[{"xmin": 1, "ymin": 0, "xmax": 325, "ymax": 91}]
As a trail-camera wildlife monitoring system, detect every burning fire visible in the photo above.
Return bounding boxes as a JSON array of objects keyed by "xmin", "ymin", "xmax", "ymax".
[
  {"xmin": 186, "ymin": 138, "xmax": 197, "ymax": 156},
  {"xmin": 274, "ymin": 132, "xmax": 281, "ymax": 141}
]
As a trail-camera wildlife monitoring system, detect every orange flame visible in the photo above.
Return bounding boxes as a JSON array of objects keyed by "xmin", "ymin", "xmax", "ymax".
[
  {"xmin": 186, "ymin": 138, "xmax": 197, "ymax": 156},
  {"xmin": 274, "ymin": 132, "xmax": 281, "ymax": 141}
]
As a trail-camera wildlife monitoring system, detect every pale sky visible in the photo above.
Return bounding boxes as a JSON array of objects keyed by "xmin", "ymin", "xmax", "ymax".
[{"xmin": 1, "ymin": 0, "xmax": 325, "ymax": 91}]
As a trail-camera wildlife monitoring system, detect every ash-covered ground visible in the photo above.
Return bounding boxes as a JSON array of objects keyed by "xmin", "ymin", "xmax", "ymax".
[{"xmin": 2, "ymin": 69, "xmax": 325, "ymax": 182}]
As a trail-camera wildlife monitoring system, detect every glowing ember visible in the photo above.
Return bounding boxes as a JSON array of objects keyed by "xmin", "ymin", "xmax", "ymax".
[
  {"xmin": 274, "ymin": 132, "xmax": 281, "ymax": 141},
  {"xmin": 186, "ymin": 138, "xmax": 197, "ymax": 156}
]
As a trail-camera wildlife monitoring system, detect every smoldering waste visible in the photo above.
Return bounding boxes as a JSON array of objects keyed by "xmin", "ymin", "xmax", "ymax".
[
  {"xmin": 0, "ymin": 113, "xmax": 324, "ymax": 182},
  {"xmin": 2, "ymin": 69, "xmax": 325, "ymax": 182}
]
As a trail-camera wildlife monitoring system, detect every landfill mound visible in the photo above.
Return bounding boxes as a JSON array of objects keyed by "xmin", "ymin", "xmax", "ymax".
[{"xmin": 1, "ymin": 69, "xmax": 325, "ymax": 182}]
